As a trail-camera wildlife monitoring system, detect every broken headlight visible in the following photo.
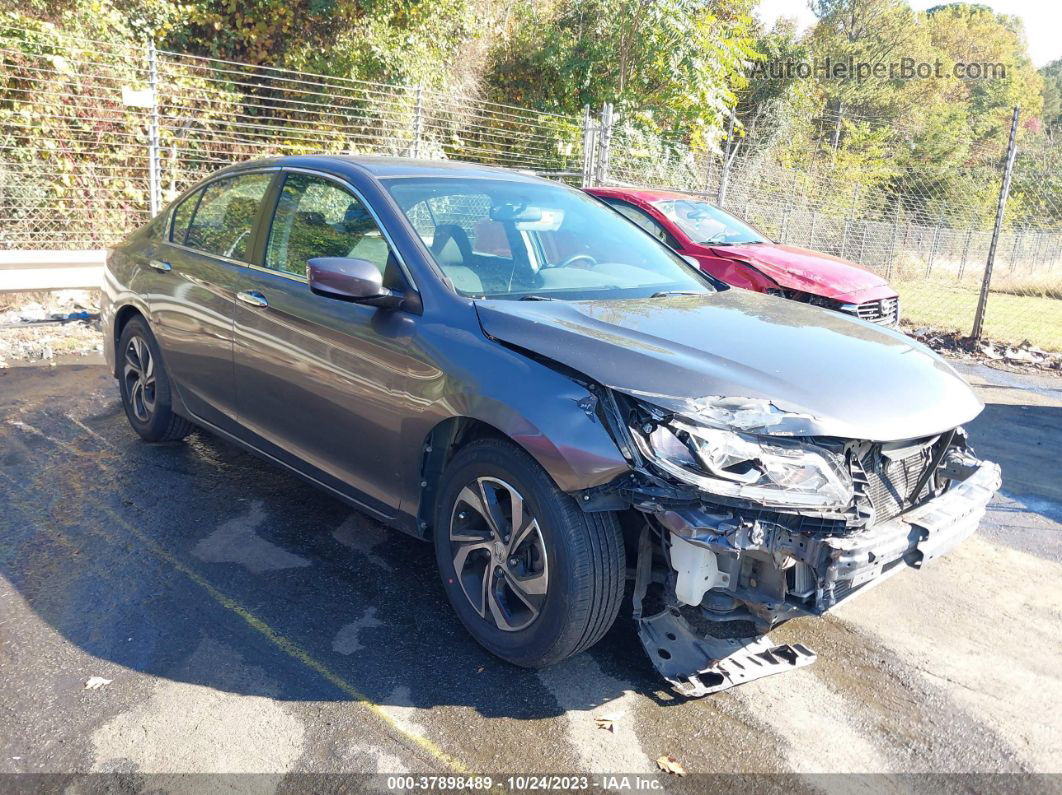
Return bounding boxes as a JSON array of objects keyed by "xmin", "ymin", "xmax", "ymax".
[{"xmin": 632, "ymin": 413, "xmax": 853, "ymax": 511}]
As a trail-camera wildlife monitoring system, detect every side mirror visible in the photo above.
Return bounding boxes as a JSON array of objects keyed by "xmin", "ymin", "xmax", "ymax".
[{"xmin": 307, "ymin": 257, "xmax": 404, "ymax": 308}]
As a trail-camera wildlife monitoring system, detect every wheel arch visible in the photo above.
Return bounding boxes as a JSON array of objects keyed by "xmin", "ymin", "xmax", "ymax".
[
  {"xmin": 110, "ymin": 302, "xmax": 150, "ymax": 378},
  {"xmin": 415, "ymin": 402, "xmax": 629, "ymax": 539}
]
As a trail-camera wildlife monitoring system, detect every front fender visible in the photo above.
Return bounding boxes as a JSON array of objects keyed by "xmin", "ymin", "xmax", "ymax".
[
  {"xmin": 449, "ymin": 365, "xmax": 630, "ymax": 494},
  {"xmin": 397, "ymin": 321, "xmax": 632, "ymax": 520}
]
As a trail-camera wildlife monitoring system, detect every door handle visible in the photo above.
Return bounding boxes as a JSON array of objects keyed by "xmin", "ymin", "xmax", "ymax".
[
  {"xmin": 148, "ymin": 259, "xmax": 172, "ymax": 273},
  {"xmin": 236, "ymin": 290, "xmax": 269, "ymax": 308}
]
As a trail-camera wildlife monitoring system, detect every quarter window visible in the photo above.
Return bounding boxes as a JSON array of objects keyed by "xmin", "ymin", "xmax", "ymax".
[
  {"xmin": 265, "ymin": 174, "xmax": 390, "ymax": 278},
  {"xmin": 184, "ymin": 173, "xmax": 271, "ymax": 261}
]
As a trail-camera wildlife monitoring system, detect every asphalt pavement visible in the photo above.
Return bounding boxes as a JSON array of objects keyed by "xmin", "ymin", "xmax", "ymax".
[{"xmin": 0, "ymin": 355, "xmax": 1059, "ymax": 785}]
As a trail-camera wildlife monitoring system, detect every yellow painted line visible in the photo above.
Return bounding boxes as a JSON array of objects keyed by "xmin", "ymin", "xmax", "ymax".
[
  {"xmin": 97, "ymin": 504, "xmax": 474, "ymax": 775},
  {"xmin": 0, "ymin": 431, "xmax": 473, "ymax": 775}
]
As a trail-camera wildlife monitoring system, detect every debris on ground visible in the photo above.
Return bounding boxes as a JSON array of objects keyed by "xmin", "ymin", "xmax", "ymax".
[
  {"xmin": 904, "ymin": 324, "xmax": 1062, "ymax": 375},
  {"xmin": 0, "ymin": 291, "xmax": 102, "ymax": 367},
  {"xmin": 655, "ymin": 754, "xmax": 687, "ymax": 776},
  {"xmin": 84, "ymin": 676, "xmax": 112, "ymax": 690}
]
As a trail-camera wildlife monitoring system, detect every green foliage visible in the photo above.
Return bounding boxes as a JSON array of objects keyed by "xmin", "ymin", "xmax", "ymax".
[
  {"xmin": 0, "ymin": 4, "xmax": 153, "ymax": 246},
  {"xmin": 157, "ymin": 0, "xmax": 477, "ymax": 89},
  {"xmin": 487, "ymin": 0, "xmax": 759, "ymax": 148},
  {"xmin": 1041, "ymin": 59, "xmax": 1062, "ymax": 131}
]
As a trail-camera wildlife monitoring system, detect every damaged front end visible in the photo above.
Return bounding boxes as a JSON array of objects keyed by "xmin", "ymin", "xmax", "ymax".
[{"xmin": 592, "ymin": 389, "xmax": 1001, "ymax": 697}]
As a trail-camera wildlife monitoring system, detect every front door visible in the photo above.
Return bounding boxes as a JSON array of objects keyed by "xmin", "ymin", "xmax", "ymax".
[{"xmin": 232, "ymin": 171, "xmax": 420, "ymax": 517}]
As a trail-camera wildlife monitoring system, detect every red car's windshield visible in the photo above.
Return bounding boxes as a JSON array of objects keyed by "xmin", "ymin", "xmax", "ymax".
[{"xmin": 653, "ymin": 199, "xmax": 767, "ymax": 246}]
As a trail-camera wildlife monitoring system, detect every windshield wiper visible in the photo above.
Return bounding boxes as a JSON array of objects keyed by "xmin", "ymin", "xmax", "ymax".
[
  {"xmin": 518, "ymin": 294, "xmax": 555, "ymax": 301},
  {"xmin": 650, "ymin": 290, "xmax": 702, "ymax": 298}
]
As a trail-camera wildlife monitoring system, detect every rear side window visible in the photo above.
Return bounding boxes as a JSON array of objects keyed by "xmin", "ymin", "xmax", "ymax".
[
  {"xmin": 184, "ymin": 173, "xmax": 272, "ymax": 261},
  {"xmin": 170, "ymin": 190, "xmax": 200, "ymax": 244}
]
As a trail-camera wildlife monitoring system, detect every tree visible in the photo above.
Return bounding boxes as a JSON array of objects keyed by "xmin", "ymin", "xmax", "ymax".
[
  {"xmin": 1040, "ymin": 58, "xmax": 1062, "ymax": 134},
  {"xmin": 487, "ymin": 0, "xmax": 758, "ymax": 147}
]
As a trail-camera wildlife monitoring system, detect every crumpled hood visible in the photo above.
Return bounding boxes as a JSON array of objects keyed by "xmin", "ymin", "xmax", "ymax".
[
  {"xmin": 706, "ymin": 243, "xmax": 895, "ymax": 302},
  {"xmin": 475, "ymin": 290, "xmax": 982, "ymax": 442}
]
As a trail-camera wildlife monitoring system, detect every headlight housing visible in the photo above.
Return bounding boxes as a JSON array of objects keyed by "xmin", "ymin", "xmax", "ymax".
[{"xmin": 631, "ymin": 406, "xmax": 853, "ymax": 511}]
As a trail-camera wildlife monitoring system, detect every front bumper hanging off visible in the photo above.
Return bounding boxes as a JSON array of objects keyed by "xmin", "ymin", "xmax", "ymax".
[{"xmin": 633, "ymin": 459, "xmax": 1001, "ymax": 697}]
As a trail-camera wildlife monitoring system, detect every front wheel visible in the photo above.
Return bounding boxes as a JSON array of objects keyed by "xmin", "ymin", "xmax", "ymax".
[{"xmin": 433, "ymin": 438, "xmax": 625, "ymax": 668}]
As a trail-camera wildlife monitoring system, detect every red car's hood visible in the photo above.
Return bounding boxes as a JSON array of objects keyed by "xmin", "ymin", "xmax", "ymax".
[{"xmin": 702, "ymin": 242, "xmax": 894, "ymax": 303}]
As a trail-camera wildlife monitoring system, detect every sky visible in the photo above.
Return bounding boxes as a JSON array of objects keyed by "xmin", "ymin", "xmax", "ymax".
[{"xmin": 755, "ymin": 0, "xmax": 1062, "ymax": 68}]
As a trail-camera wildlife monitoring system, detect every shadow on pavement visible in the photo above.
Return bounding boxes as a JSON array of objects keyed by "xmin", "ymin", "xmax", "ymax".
[{"xmin": 0, "ymin": 364, "xmax": 675, "ymax": 720}]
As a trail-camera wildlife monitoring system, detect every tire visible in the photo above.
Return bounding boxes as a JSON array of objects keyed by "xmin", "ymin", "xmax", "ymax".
[
  {"xmin": 117, "ymin": 316, "xmax": 194, "ymax": 443},
  {"xmin": 433, "ymin": 438, "xmax": 624, "ymax": 668}
]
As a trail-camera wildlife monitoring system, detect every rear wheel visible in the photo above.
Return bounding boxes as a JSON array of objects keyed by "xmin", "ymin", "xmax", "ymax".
[
  {"xmin": 433, "ymin": 438, "xmax": 624, "ymax": 668},
  {"xmin": 118, "ymin": 317, "xmax": 193, "ymax": 443}
]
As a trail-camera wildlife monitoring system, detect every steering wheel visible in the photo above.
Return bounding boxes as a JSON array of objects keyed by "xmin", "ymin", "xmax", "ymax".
[{"xmin": 558, "ymin": 253, "xmax": 598, "ymax": 270}]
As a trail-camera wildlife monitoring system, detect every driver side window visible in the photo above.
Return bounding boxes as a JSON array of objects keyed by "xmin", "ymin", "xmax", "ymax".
[
  {"xmin": 265, "ymin": 174, "xmax": 390, "ymax": 278},
  {"xmin": 606, "ymin": 200, "xmax": 679, "ymax": 248}
]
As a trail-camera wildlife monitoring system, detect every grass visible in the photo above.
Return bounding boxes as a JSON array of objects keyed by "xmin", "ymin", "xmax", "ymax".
[{"xmin": 895, "ymin": 280, "xmax": 1062, "ymax": 352}]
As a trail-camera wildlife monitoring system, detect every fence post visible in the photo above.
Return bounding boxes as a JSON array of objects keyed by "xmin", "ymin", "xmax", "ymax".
[
  {"xmin": 957, "ymin": 227, "xmax": 973, "ymax": 281},
  {"xmin": 716, "ymin": 112, "xmax": 735, "ymax": 207},
  {"xmin": 412, "ymin": 84, "xmax": 424, "ymax": 159},
  {"xmin": 925, "ymin": 217, "xmax": 942, "ymax": 277},
  {"xmin": 886, "ymin": 202, "xmax": 901, "ymax": 281},
  {"xmin": 580, "ymin": 104, "xmax": 594, "ymax": 187},
  {"xmin": 147, "ymin": 39, "xmax": 161, "ymax": 216},
  {"xmin": 1009, "ymin": 226, "xmax": 1023, "ymax": 269},
  {"xmin": 972, "ymin": 106, "xmax": 1020, "ymax": 341},
  {"xmin": 595, "ymin": 103, "xmax": 613, "ymax": 186}
]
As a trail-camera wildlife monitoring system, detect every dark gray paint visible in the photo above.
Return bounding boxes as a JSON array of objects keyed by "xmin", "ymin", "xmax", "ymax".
[
  {"xmin": 102, "ymin": 154, "xmax": 984, "ymax": 538},
  {"xmin": 475, "ymin": 290, "xmax": 984, "ymax": 441}
]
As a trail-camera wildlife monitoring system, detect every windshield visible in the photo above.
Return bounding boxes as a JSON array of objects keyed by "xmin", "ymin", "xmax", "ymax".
[
  {"xmin": 384, "ymin": 177, "xmax": 714, "ymax": 300},
  {"xmin": 653, "ymin": 199, "xmax": 767, "ymax": 245}
]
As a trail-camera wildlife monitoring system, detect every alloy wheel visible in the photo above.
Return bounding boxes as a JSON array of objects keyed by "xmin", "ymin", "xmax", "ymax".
[
  {"xmin": 123, "ymin": 335, "xmax": 157, "ymax": 423},
  {"xmin": 449, "ymin": 477, "xmax": 549, "ymax": 632}
]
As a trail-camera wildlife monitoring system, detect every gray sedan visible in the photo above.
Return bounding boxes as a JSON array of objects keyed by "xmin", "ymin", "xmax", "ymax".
[{"xmin": 102, "ymin": 156, "xmax": 1000, "ymax": 695}]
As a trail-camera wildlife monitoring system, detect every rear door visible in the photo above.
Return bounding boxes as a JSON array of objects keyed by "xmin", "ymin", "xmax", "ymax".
[
  {"xmin": 152, "ymin": 171, "xmax": 274, "ymax": 431},
  {"xmin": 232, "ymin": 170, "xmax": 421, "ymax": 517}
]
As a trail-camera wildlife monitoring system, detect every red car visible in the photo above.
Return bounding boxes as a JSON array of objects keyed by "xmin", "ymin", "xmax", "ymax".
[{"xmin": 585, "ymin": 187, "xmax": 900, "ymax": 325}]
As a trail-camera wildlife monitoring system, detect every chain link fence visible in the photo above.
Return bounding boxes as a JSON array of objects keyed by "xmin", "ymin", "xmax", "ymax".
[
  {"xmin": 2, "ymin": 26, "xmax": 1061, "ymax": 350},
  {"xmin": 596, "ymin": 109, "xmax": 1062, "ymax": 352},
  {"xmin": 0, "ymin": 27, "xmax": 583, "ymax": 251}
]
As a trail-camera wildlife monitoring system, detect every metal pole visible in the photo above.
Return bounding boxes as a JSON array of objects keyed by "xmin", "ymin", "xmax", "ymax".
[
  {"xmin": 147, "ymin": 40, "xmax": 160, "ymax": 216},
  {"xmin": 972, "ymin": 106, "xmax": 1020, "ymax": 341},
  {"xmin": 925, "ymin": 218, "xmax": 941, "ymax": 277},
  {"xmin": 957, "ymin": 227, "xmax": 972, "ymax": 281},
  {"xmin": 595, "ymin": 103, "xmax": 613, "ymax": 186},
  {"xmin": 717, "ymin": 112, "xmax": 735, "ymax": 207},
  {"xmin": 581, "ymin": 104, "xmax": 593, "ymax": 187},
  {"xmin": 412, "ymin": 84, "xmax": 424, "ymax": 159},
  {"xmin": 886, "ymin": 202, "xmax": 900, "ymax": 281}
]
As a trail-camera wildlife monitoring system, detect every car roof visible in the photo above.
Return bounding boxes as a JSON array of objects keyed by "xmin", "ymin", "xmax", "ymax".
[
  {"xmin": 585, "ymin": 186, "xmax": 708, "ymax": 204},
  {"xmin": 218, "ymin": 154, "xmax": 551, "ymax": 184}
]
